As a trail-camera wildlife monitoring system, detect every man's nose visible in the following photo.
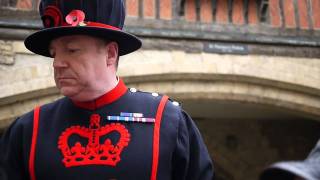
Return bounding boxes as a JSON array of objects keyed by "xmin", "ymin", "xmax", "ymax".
[{"xmin": 53, "ymin": 54, "xmax": 68, "ymax": 68}]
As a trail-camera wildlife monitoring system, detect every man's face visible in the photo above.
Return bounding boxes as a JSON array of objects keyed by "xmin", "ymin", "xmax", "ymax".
[{"xmin": 49, "ymin": 35, "xmax": 111, "ymax": 100}]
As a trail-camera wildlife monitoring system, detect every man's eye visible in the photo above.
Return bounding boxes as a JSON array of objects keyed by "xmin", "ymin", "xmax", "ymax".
[{"xmin": 68, "ymin": 49, "xmax": 80, "ymax": 53}]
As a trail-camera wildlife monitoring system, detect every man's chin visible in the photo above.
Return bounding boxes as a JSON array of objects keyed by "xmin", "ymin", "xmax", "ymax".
[
  {"xmin": 59, "ymin": 87, "xmax": 90, "ymax": 101},
  {"xmin": 59, "ymin": 87, "xmax": 78, "ymax": 98}
]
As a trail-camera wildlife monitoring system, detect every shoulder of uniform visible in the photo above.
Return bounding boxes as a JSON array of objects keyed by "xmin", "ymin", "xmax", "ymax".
[
  {"xmin": 37, "ymin": 96, "xmax": 65, "ymax": 111},
  {"xmin": 127, "ymin": 87, "xmax": 181, "ymax": 107},
  {"xmin": 8, "ymin": 108, "xmax": 34, "ymax": 129},
  {"xmin": 167, "ymin": 97, "xmax": 181, "ymax": 107},
  {"xmin": 15, "ymin": 99, "xmax": 59, "ymax": 125}
]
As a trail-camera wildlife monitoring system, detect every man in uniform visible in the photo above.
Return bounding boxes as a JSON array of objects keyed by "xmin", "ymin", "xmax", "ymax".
[{"xmin": 0, "ymin": 0, "xmax": 214, "ymax": 180}]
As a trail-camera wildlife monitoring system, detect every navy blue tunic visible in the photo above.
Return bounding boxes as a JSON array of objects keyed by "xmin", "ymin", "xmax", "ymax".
[{"xmin": 1, "ymin": 80, "xmax": 214, "ymax": 180}]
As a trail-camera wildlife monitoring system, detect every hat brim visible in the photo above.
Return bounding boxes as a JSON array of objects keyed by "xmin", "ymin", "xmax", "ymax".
[
  {"xmin": 260, "ymin": 161, "xmax": 317, "ymax": 180},
  {"xmin": 24, "ymin": 26, "xmax": 142, "ymax": 57}
]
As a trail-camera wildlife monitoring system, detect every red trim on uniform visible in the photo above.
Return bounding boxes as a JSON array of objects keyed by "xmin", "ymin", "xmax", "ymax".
[
  {"xmin": 29, "ymin": 106, "xmax": 40, "ymax": 180},
  {"xmin": 151, "ymin": 95, "xmax": 169, "ymax": 180},
  {"xmin": 73, "ymin": 79, "xmax": 127, "ymax": 110}
]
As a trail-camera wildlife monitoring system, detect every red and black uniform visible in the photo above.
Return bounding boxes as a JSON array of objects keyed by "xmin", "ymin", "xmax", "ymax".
[{"xmin": 1, "ymin": 79, "xmax": 214, "ymax": 180}]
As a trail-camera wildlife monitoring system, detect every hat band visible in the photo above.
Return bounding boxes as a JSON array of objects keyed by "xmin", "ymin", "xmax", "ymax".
[
  {"xmin": 58, "ymin": 21, "xmax": 121, "ymax": 31},
  {"xmin": 84, "ymin": 22, "xmax": 120, "ymax": 31}
]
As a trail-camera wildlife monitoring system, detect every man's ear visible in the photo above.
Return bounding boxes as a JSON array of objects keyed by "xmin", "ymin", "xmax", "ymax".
[{"xmin": 106, "ymin": 42, "xmax": 119, "ymax": 67}]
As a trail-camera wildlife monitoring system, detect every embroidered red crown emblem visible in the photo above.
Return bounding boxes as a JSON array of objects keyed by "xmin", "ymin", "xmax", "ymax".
[{"xmin": 58, "ymin": 114, "xmax": 131, "ymax": 167}]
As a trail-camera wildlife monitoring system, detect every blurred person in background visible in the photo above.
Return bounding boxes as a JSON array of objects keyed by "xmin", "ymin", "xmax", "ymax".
[{"xmin": 260, "ymin": 139, "xmax": 320, "ymax": 180}]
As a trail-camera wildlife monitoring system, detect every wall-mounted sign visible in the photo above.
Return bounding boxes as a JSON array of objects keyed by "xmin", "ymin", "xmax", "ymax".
[{"xmin": 204, "ymin": 42, "xmax": 249, "ymax": 55}]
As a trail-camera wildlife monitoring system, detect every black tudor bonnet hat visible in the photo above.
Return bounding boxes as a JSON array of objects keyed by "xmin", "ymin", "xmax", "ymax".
[{"xmin": 24, "ymin": 0, "xmax": 142, "ymax": 57}]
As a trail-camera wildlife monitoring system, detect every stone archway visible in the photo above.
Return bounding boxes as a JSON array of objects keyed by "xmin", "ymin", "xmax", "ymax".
[
  {"xmin": 124, "ymin": 73, "xmax": 320, "ymax": 121},
  {"xmin": 123, "ymin": 73, "xmax": 320, "ymax": 180}
]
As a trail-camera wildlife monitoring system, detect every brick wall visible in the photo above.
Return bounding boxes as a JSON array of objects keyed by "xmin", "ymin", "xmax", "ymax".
[
  {"xmin": 178, "ymin": 0, "xmax": 320, "ymax": 30},
  {"xmin": 1, "ymin": 0, "xmax": 320, "ymax": 30}
]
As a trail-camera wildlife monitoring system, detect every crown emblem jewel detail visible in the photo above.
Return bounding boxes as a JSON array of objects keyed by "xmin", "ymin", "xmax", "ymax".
[{"xmin": 58, "ymin": 114, "xmax": 131, "ymax": 168}]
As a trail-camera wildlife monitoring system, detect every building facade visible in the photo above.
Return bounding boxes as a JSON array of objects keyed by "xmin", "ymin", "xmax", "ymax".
[{"xmin": 1, "ymin": 0, "xmax": 320, "ymax": 179}]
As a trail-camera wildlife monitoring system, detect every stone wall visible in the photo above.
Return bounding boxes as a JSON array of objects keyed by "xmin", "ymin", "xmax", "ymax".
[{"xmin": 1, "ymin": 41, "xmax": 320, "ymax": 126}]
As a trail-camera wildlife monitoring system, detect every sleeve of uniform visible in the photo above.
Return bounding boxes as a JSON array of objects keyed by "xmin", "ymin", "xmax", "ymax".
[
  {"xmin": 1, "ymin": 118, "xmax": 29, "ymax": 180},
  {"xmin": 171, "ymin": 109, "xmax": 214, "ymax": 180}
]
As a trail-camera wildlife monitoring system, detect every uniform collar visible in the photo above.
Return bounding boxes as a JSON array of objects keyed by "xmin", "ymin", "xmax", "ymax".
[{"xmin": 72, "ymin": 78, "xmax": 127, "ymax": 110}]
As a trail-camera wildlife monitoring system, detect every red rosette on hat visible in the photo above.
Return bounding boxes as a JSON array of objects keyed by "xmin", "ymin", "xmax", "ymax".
[
  {"xmin": 41, "ymin": 6, "xmax": 63, "ymax": 28},
  {"xmin": 65, "ymin": 10, "xmax": 85, "ymax": 26}
]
